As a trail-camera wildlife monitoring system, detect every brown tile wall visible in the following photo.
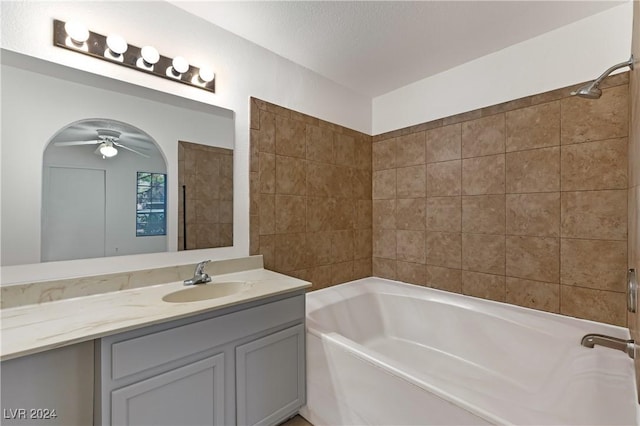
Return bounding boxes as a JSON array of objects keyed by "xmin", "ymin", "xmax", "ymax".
[
  {"xmin": 372, "ymin": 73, "xmax": 630, "ymax": 326},
  {"xmin": 629, "ymin": 0, "xmax": 640, "ymax": 402},
  {"xmin": 178, "ymin": 142, "xmax": 233, "ymax": 250},
  {"xmin": 249, "ymin": 98, "xmax": 372, "ymax": 290}
]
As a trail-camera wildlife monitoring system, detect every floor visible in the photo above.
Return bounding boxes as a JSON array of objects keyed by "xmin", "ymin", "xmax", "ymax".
[{"xmin": 280, "ymin": 414, "xmax": 313, "ymax": 426}]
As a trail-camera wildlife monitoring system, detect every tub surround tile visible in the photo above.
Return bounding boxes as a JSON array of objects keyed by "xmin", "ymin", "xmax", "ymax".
[
  {"xmin": 462, "ymin": 271, "xmax": 506, "ymax": 302},
  {"xmin": 275, "ymin": 115, "xmax": 306, "ymax": 158},
  {"xmin": 396, "ymin": 230, "xmax": 426, "ymax": 264},
  {"xmin": 561, "ymin": 84, "xmax": 629, "ymax": 145},
  {"xmin": 334, "ymin": 133, "xmax": 355, "ymax": 167},
  {"xmin": 461, "ymin": 114, "xmax": 505, "ymax": 158},
  {"xmin": 427, "ymin": 160, "xmax": 461, "ymax": 196},
  {"xmin": 306, "ymin": 231, "xmax": 332, "ymax": 266},
  {"xmin": 356, "ymin": 200, "xmax": 373, "ymax": 229},
  {"xmin": 462, "ymin": 233, "xmax": 505, "ymax": 275},
  {"xmin": 396, "ymin": 261, "xmax": 426, "ymax": 286},
  {"xmin": 373, "ymin": 169, "xmax": 397, "ymax": 199},
  {"xmin": 426, "ymin": 196, "xmax": 461, "ymax": 232},
  {"xmin": 506, "ymin": 236, "xmax": 559, "ymax": 283},
  {"xmin": 275, "ymin": 233, "xmax": 308, "ymax": 272},
  {"xmin": 353, "ymin": 258, "xmax": 373, "ymax": 279},
  {"xmin": 259, "ymin": 152, "xmax": 276, "ymax": 194},
  {"xmin": 506, "ymin": 147, "xmax": 560, "ymax": 193},
  {"xmin": 396, "ymin": 198, "xmax": 426, "ymax": 230},
  {"xmin": 258, "ymin": 110, "xmax": 276, "ymax": 153},
  {"xmin": 373, "ymin": 257, "xmax": 396, "ymax": 280},
  {"xmin": 306, "ymin": 125, "xmax": 334, "ymax": 163},
  {"xmin": 353, "ymin": 169, "xmax": 372, "ymax": 200},
  {"xmin": 396, "ymin": 132, "xmax": 426, "ymax": 167},
  {"xmin": 275, "ymin": 195, "xmax": 306, "ymax": 233},
  {"xmin": 561, "ymin": 190, "xmax": 627, "ymax": 240},
  {"xmin": 355, "ymin": 229, "xmax": 373, "ymax": 260},
  {"xmin": 373, "ymin": 228, "xmax": 397, "ymax": 259},
  {"xmin": 331, "ymin": 261, "xmax": 355, "ymax": 285},
  {"xmin": 561, "ymin": 137, "xmax": 627, "ymax": 191},
  {"xmin": 331, "ymin": 199, "xmax": 356, "ymax": 230},
  {"xmin": 306, "ymin": 197, "xmax": 334, "ymax": 232},
  {"xmin": 331, "ymin": 230, "xmax": 355, "ymax": 264},
  {"xmin": 354, "ymin": 134, "xmax": 372, "ymax": 171},
  {"xmin": 251, "ymin": 98, "xmax": 371, "ymax": 289},
  {"xmin": 506, "ymin": 193, "xmax": 560, "ymax": 237},
  {"xmin": 426, "ymin": 123, "xmax": 461, "ymax": 163},
  {"xmin": 373, "ymin": 138, "xmax": 397, "ymax": 170},
  {"xmin": 462, "ymin": 154, "xmax": 505, "ymax": 195},
  {"xmin": 561, "ymin": 239, "xmax": 627, "ymax": 292},
  {"xmin": 397, "ymin": 165, "xmax": 426, "ymax": 198},
  {"xmin": 259, "ymin": 235, "xmax": 276, "ymax": 270},
  {"xmin": 426, "ymin": 266, "xmax": 462, "ymax": 293},
  {"xmin": 560, "ymin": 285, "xmax": 626, "ymax": 326},
  {"xmin": 373, "ymin": 199, "xmax": 396, "ymax": 229},
  {"xmin": 259, "ymin": 194, "xmax": 275, "ymax": 235},
  {"xmin": 309, "ymin": 265, "xmax": 333, "ymax": 290},
  {"xmin": 426, "ymin": 232, "xmax": 462, "ymax": 269},
  {"xmin": 506, "ymin": 277, "xmax": 559, "ymax": 313},
  {"xmin": 462, "ymin": 195, "xmax": 505, "ymax": 235},
  {"xmin": 505, "ymin": 101, "xmax": 560, "ymax": 152}
]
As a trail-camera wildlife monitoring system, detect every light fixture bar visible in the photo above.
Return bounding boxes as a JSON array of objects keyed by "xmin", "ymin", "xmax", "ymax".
[{"xmin": 52, "ymin": 19, "xmax": 215, "ymax": 93}]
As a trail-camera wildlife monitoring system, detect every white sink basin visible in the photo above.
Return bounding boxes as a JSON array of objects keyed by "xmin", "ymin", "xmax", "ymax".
[{"xmin": 162, "ymin": 281, "xmax": 253, "ymax": 303}]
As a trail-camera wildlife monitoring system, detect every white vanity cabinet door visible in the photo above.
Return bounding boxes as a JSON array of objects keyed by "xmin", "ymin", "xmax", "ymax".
[
  {"xmin": 236, "ymin": 324, "xmax": 305, "ymax": 426},
  {"xmin": 111, "ymin": 353, "xmax": 225, "ymax": 426}
]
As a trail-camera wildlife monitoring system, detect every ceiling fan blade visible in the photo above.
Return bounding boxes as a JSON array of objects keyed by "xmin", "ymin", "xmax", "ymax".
[
  {"xmin": 113, "ymin": 142, "xmax": 151, "ymax": 158},
  {"xmin": 54, "ymin": 140, "xmax": 100, "ymax": 146}
]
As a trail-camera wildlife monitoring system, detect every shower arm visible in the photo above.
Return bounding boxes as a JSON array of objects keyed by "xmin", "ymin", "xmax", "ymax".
[{"xmin": 578, "ymin": 55, "xmax": 635, "ymax": 92}]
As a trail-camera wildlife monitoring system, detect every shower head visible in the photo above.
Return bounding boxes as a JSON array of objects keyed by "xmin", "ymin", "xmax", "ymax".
[
  {"xmin": 571, "ymin": 55, "xmax": 634, "ymax": 99},
  {"xmin": 572, "ymin": 82, "xmax": 602, "ymax": 99}
]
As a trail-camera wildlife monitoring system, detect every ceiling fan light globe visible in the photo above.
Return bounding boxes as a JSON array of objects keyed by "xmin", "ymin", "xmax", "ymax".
[{"xmin": 99, "ymin": 143, "xmax": 118, "ymax": 158}]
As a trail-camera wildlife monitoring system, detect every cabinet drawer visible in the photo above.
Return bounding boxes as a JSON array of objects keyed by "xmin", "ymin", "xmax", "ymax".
[{"xmin": 108, "ymin": 295, "xmax": 304, "ymax": 380}]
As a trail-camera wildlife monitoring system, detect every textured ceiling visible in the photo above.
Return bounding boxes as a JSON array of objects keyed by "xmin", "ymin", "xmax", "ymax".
[{"xmin": 169, "ymin": 1, "xmax": 624, "ymax": 97}]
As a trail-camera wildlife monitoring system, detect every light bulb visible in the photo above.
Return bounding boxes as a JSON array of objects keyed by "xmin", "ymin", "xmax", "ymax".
[
  {"xmin": 168, "ymin": 56, "xmax": 189, "ymax": 78},
  {"xmin": 198, "ymin": 67, "xmax": 214, "ymax": 83},
  {"xmin": 137, "ymin": 46, "xmax": 160, "ymax": 69},
  {"xmin": 106, "ymin": 34, "xmax": 128, "ymax": 56},
  {"xmin": 64, "ymin": 21, "xmax": 89, "ymax": 50},
  {"xmin": 99, "ymin": 142, "xmax": 118, "ymax": 158}
]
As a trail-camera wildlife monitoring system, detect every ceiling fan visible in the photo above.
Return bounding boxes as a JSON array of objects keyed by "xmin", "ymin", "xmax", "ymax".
[{"xmin": 53, "ymin": 129, "xmax": 151, "ymax": 159}]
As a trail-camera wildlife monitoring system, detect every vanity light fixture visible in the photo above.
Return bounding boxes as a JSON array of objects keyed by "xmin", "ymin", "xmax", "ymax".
[
  {"xmin": 98, "ymin": 141, "xmax": 118, "ymax": 158},
  {"xmin": 53, "ymin": 19, "xmax": 215, "ymax": 93}
]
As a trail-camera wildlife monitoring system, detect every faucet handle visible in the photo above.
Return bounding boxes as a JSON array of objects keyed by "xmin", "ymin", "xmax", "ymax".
[{"xmin": 195, "ymin": 259, "xmax": 211, "ymax": 275}]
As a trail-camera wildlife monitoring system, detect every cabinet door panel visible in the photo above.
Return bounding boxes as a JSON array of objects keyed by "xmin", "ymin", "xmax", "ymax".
[
  {"xmin": 111, "ymin": 353, "xmax": 224, "ymax": 426},
  {"xmin": 236, "ymin": 324, "xmax": 305, "ymax": 426}
]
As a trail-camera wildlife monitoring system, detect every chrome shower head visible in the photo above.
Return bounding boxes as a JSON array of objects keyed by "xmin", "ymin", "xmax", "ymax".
[
  {"xmin": 572, "ymin": 82, "xmax": 602, "ymax": 99},
  {"xmin": 571, "ymin": 55, "xmax": 634, "ymax": 99}
]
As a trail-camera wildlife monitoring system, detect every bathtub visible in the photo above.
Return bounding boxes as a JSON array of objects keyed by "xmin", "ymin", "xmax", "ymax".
[{"xmin": 300, "ymin": 278, "xmax": 638, "ymax": 425}]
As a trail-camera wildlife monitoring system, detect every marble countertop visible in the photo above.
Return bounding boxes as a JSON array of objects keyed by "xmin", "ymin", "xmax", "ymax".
[{"xmin": 1, "ymin": 268, "xmax": 310, "ymax": 361}]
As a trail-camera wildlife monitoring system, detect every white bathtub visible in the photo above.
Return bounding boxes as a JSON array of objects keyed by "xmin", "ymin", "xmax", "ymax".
[{"xmin": 300, "ymin": 278, "xmax": 639, "ymax": 425}]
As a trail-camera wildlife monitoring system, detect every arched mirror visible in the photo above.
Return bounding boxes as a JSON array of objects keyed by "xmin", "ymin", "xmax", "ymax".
[{"xmin": 42, "ymin": 119, "xmax": 167, "ymax": 262}]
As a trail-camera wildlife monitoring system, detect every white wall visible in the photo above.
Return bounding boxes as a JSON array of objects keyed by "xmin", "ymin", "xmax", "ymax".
[
  {"xmin": 0, "ymin": 1, "xmax": 371, "ymax": 284},
  {"xmin": 372, "ymin": 2, "xmax": 634, "ymax": 135}
]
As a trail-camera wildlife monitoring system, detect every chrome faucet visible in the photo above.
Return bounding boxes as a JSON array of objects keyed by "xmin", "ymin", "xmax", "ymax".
[
  {"xmin": 580, "ymin": 333, "xmax": 635, "ymax": 359},
  {"xmin": 183, "ymin": 260, "xmax": 212, "ymax": 286}
]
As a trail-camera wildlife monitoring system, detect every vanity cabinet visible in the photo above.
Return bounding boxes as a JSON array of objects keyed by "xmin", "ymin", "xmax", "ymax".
[{"xmin": 95, "ymin": 292, "xmax": 306, "ymax": 426}]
